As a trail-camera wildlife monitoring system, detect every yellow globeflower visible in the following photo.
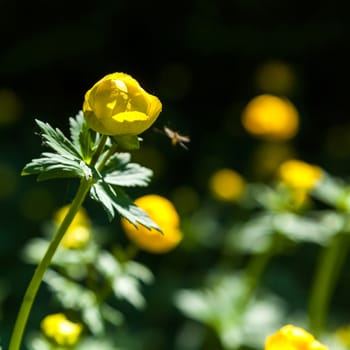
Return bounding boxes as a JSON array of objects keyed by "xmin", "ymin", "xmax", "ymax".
[
  {"xmin": 241, "ymin": 94, "xmax": 299, "ymax": 141},
  {"xmin": 54, "ymin": 205, "xmax": 91, "ymax": 249},
  {"xmin": 265, "ymin": 325, "xmax": 328, "ymax": 350},
  {"xmin": 336, "ymin": 324, "xmax": 350, "ymax": 347},
  {"xmin": 83, "ymin": 72, "xmax": 162, "ymax": 136},
  {"xmin": 209, "ymin": 168, "xmax": 245, "ymax": 202},
  {"xmin": 121, "ymin": 194, "xmax": 182, "ymax": 254},
  {"xmin": 278, "ymin": 159, "xmax": 323, "ymax": 191},
  {"xmin": 41, "ymin": 313, "xmax": 83, "ymax": 347}
]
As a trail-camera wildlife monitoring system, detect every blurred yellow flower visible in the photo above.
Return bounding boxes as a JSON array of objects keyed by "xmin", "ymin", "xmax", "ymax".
[
  {"xmin": 265, "ymin": 325, "xmax": 328, "ymax": 350},
  {"xmin": 255, "ymin": 60, "xmax": 296, "ymax": 95},
  {"xmin": 251, "ymin": 142, "xmax": 296, "ymax": 179},
  {"xmin": 209, "ymin": 168, "xmax": 245, "ymax": 202},
  {"xmin": 336, "ymin": 324, "xmax": 350, "ymax": 347},
  {"xmin": 121, "ymin": 194, "xmax": 182, "ymax": 253},
  {"xmin": 241, "ymin": 94, "xmax": 299, "ymax": 141},
  {"xmin": 54, "ymin": 205, "xmax": 91, "ymax": 249},
  {"xmin": 83, "ymin": 72, "xmax": 162, "ymax": 136},
  {"xmin": 278, "ymin": 159, "xmax": 322, "ymax": 191},
  {"xmin": 0, "ymin": 88, "xmax": 21, "ymax": 126},
  {"xmin": 41, "ymin": 313, "xmax": 82, "ymax": 347}
]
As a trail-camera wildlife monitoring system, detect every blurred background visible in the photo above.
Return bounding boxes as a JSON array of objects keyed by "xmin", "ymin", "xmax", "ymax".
[{"xmin": 2, "ymin": 0, "xmax": 350, "ymax": 348}]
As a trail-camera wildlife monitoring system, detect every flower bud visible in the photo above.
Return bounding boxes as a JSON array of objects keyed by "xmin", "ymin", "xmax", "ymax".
[{"xmin": 83, "ymin": 72, "xmax": 162, "ymax": 136}]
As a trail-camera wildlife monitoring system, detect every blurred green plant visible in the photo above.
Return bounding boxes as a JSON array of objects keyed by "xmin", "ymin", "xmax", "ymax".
[{"xmin": 175, "ymin": 163, "xmax": 350, "ymax": 350}]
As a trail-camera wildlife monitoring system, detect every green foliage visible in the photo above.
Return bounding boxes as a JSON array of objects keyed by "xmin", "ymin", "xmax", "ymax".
[
  {"xmin": 176, "ymin": 273, "xmax": 285, "ymax": 349},
  {"xmin": 23, "ymin": 221, "xmax": 154, "ymax": 347},
  {"xmin": 21, "ymin": 112, "xmax": 159, "ymax": 229}
]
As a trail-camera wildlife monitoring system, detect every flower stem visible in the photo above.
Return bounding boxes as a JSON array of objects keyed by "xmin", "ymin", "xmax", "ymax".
[
  {"xmin": 97, "ymin": 144, "xmax": 117, "ymax": 172},
  {"xmin": 90, "ymin": 134, "xmax": 108, "ymax": 166},
  {"xmin": 9, "ymin": 134, "xmax": 108, "ymax": 350},
  {"xmin": 8, "ymin": 177, "xmax": 92, "ymax": 350},
  {"xmin": 308, "ymin": 233, "xmax": 349, "ymax": 336}
]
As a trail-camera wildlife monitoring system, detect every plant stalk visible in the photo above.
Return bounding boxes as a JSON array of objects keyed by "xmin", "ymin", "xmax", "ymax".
[
  {"xmin": 308, "ymin": 233, "xmax": 349, "ymax": 336},
  {"xmin": 9, "ymin": 134, "xmax": 108, "ymax": 350},
  {"xmin": 8, "ymin": 177, "xmax": 92, "ymax": 350}
]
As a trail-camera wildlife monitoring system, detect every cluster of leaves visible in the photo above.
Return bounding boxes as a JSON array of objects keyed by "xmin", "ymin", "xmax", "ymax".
[
  {"xmin": 175, "ymin": 173, "xmax": 350, "ymax": 350},
  {"xmin": 22, "ymin": 112, "xmax": 159, "ymax": 229},
  {"xmin": 19, "ymin": 112, "xmax": 163, "ymax": 349},
  {"xmin": 24, "ymin": 226, "xmax": 153, "ymax": 349}
]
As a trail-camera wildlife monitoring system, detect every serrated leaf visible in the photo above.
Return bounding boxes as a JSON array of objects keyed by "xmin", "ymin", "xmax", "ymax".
[
  {"xmin": 90, "ymin": 181, "xmax": 116, "ymax": 221},
  {"xmin": 44, "ymin": 269, "xmax": 105, "ymax": 335},
  {"xmin": 69, "ymin": 111, "xmax": 85, "ymax": 146},
  {"xmin": 22, "ymin": 152, "xmax": 85, "ymax": 181},
  {"xmin": 104, "ymin": 163, "xmax": 153, "ymax": 187},
  {"xmin": 103, "ymin": 152, "xmax": 131, "ymax": 171},
  {"xmin": 90, "ymin": 180, "xmax": 160, "ymax": 231},
  {"xmin": 36, "ymin": 119, "xmax": 81, "ymax": 160}
]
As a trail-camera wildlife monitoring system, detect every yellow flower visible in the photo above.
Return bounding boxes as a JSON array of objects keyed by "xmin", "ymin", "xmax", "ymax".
[
  {"xmin": 251, "ymin": 142, "xmax": 296, "ymax": 179},
  {"xmin": 336, "ymin": 324, "xmax": 350, "ymax": 347},
  {"xmin": 121, "ymin": 194, "xmax": 182, "ymax": 253},
  {"xmin": 255, "ymin": 60, "xmax": 296, "ymax": 95},
  {"xmin": 83, "ymin": 72, "xmax": 162, "ymax": 136},
  {"xmin": 241, "ymin": 94, "xmax": 299, "ymax": 141},
  {"xmin": 54, "ymin": 205, "xmax": 91, "ymax": 249},
  {"xmin": 41, "ymin": 313, "xmax": 82, "ymax": 347},
  {"xmin": 209, "ymin": 168, "xmax": 245, "ymax": 202},
  {"xmin": 265, "ymin": 325, "xmax": 328, "ymax": 350},
  {"xmin": 278, "ymin": 159, "xmax": 323, "ymax": 191}
]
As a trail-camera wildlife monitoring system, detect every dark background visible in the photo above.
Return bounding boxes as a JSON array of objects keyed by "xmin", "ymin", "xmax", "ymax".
[{"xmin": 2, "ymin": 0, "xmax": 350, "ymax": 348}]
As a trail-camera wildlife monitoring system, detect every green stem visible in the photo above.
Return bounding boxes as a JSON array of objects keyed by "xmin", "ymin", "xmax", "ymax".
[
  {"xmin": 90, "ymin": 134, "xmax": 108, "ymax": 166},
  {"xmin": 8, "ymin": 177, "xmax": 92, "ymax": 350},
  {"xmin": 97, "ymin": 144, "xmax": 117, "ymax": 172},
  {"xmin": 241, "ymin": 244, "xmax": 276, "ymax": 309},
  {"xmin": 308, "ymin": 233, "xmax": 349, "ymax": 336},
  {"xmin": 9, "ymin": 135, "xmax": 108, "ymax": 350}
]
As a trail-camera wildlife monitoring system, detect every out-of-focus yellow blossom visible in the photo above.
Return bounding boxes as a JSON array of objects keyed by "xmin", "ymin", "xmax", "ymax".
[
  {"xmin": 83, "ymin": 72, "xmax": 162, "ymax": 136},
  {"xmin": 336, "ymin": 324, "xmax": 350, "ymax": 347},
  {"xmin": 54, "ymin": 205, "xmax": 91, "ymax": 249},
  {"xmin": 0, "ymin": 88, "xmax": 21, "ymax": 126},
  {"xmin": 121, "ymin": 194, "xmax": 182, "ymax": 253},
  {"xmin": 278, "ymin": 159, "xmax": 323, "ymax": 191},
  {"xmin": 255, "ymin": 60, "xmax": 296, "ymax": 95},
  {"xmin": 251, "ymin": 142, "xmax": 296, "ymax": 179},
  {"xmin": 209, "ymin": 168, "xmax": 245, "ymax": 202},
  {"xmin": 0, "ymin": 163, "xmax": 18, "ymax": 199},
  {"xmin": 241, "ymin": 94, "xmax": 299, "ymax": 141},
  {"xmin": 41, "ymin": 313, "xmax": 82, "ymax": 347},
  {"xmin": 265, "ymin": 324, "xmax": 328, "ymax": 350}
]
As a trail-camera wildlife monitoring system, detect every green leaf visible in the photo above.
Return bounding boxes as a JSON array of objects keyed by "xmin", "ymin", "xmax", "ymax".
[
  {"xmin": 103, "ymin": 153, "xmax": 153, "ymax": 187},
  {"xmin": 44, "ymin": 269, "xmax": 105, "ymax": 335},
  {"xmin": 70, "ymin": 111, "xmax": 98, "ymax": 161},
  {"xmin": 35, "ymin": 119, "xmax": 81, "ymax": 160},
  {"xmin": 90, "ymin": 181, "xmax": 116, "ymax": 221},
  {"xmin": 22, "ymin": 152, "xmax": 85, "ymax": 181},
  {"xmin": 69, "ymin": 111, "xmax": 85, "ymax": 147},
  {"xmin": 90, "ymin": 180, "xmax": 160, "ymax": 230}
]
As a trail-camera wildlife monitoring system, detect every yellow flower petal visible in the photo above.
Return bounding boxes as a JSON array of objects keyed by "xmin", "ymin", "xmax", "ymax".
[
  {"xmin": 278, "ymin": 159, "xmax": 322, "ymax": 191},
  {"xmin": 83, "ymin": 72, "xmax": 161, "ymax": 136},
  {"xmin": 209, "ymin": 168, "xmax": 245, "ymax": 202},
  {"xmin": 242, "ymin": 94, "xmax": 299, "ymax": 141},
  {"xmin": 265, "ymin": 325, "xmax": 328, "ymax": 350},
  {"xmin": 41, "ymin": 313, "xmax": 82, "ymax": 347},
  {"xmin": 121, "ymin": 194, "xmax": 182, "ymax": 253}
]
